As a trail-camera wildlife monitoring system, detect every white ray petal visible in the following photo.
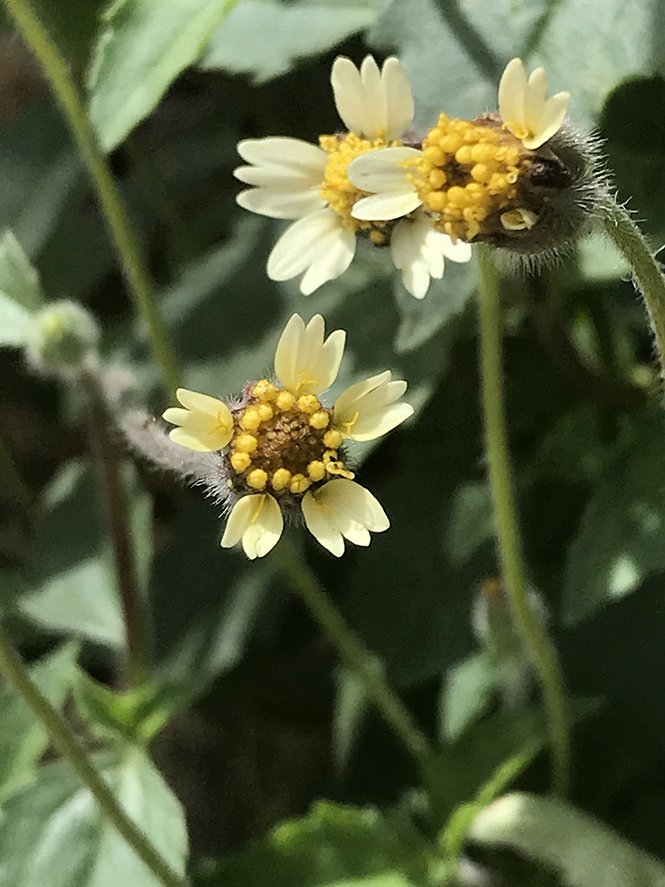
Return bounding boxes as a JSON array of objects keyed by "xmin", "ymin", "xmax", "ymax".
[
  {"xmin": 524, "ymin": 92, "xmax": 570, "ymax": 149},
  {"xmin": 299, "ymin": 227, "xmax": 356, "ymax": 295},
  {"xmin": 525, "ymin": 67, "xmax": 548, "ymax": 129},
  {"xmin": 236, "ymin": 187, "xmax": 326, "ymax": 220},
  {"xmin": 274, "ymin": 313, "xmax": 346, "ymax": 396},
  {"xmin": 334, "ymin": 371, "xmax": 413, "ymax": 441},
  {"xmin": 440, "ymin": 236, "xmax": 473, "ymax": 262},
  {"xmin": 163, "ymin": 389, "xmax": 233, "ymax": 451},
  {"xmin": 221, "ymin": 494, "xmax": 283, "ymax": 559},
  {"xmin": 382, "ymin": 57, "xmax": 415, "ymax": 140},
  {"xmin": 331, "ymin": 56, "xmax": 366, "ymax": 137},
  {"xmin": 498, "ymin": 58, "xmax": 527, "ymax": 131},
  {"xmin": 233, "ymin": 165, "xmax": 323, "ymax": 189},
  {"xmin": 266, "ymin": 208, "xmax": 341, "ymax": 280},
  {"xmin": 301, "ymin": 490, "xmax": 345, "ymax": 557},
  {"xmin": 347, "ymin": 146, "xmax": 421, "ymax": 193},
  {"xmin": 237, "ymin": 137, "xmax": 327, "ymax": 174},
  {"xmin": 353, "ymin": 190, "xmax": 422, "ymax": 221},
  {"xmin": 302, "ymin": 480, "xmax": 389, "ymax": 556},
  {"xmin": 359, "ymin": 55, "xmax": 386, "ymax": 139}
]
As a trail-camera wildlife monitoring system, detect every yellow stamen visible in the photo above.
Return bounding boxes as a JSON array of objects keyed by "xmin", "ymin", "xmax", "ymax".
[
  {"xmin": 230, "ymin": 452, "xmax": 251, "ymax": 473},
  {"xmin": 271, "ymin": 468, "xmax": 292, "ymax": 491},
  {"xmin": 290, "ymin": 473, "xmax": 311, "ymax": 494},
  {"xmin": 319, "ymin": 131, "xmax": 398, "ymax": 238},
  {"xmin": 246, "ymin": 468, "xmax": 268, "ymax": 490},
  {"xmin": 234, "ymin": 433, "xmax": 258, "ymax": 454},
  {"xmin": 307, "ymin": 460, "xmax": 326, "ymax": 482},
  {"xmin": 309, "ymin": 410, "xmax": 330, "ymax": 430},
  {"xmin": 323, "ymin": 429, "xmax": 344, "ymax": 450},
  {"xmin": 240, "ymin": 406, "xmax": 261, "ymax": 431},
  {"xmin": 297, "ymin": 394, "xmax": 321, "ymax": 415},
  {"xmin": 275, "ymin": 390, "xmax": 295, "ymax": 411},
  {"xmin": 411, "ymin": 113, "xmax": 531, "ymax": 243},
  {"xmin": 257, "ymin": 403, "xmax": 274, "ymax": 422},
  {"xmin": 252, "ymin": 379, "xmax": 277, "ymax": 401}
]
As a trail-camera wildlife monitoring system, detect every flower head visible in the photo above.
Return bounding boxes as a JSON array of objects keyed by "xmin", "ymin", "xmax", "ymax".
[
  {"xmin": 348, "ymin": 58, "xmax": 600, "ymax": 260},
  {"xmin": 234, "ymin": 55, "xmax": 467, "ymax": 299},
  {"xmin": 162, "ymin": 314, "xmax": 413, "ymax": 559}
]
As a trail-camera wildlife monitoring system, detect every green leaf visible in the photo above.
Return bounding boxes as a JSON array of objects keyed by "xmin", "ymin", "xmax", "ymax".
[
  {"xmin": 0, "ymin": 750, "xmax": 188, "ymax": 887},
  {"xmin": 0, "ymin": 227, "xmax": 44, "ymax": 346},
  {"xmin": 0, "ymin": 230, "xmax": 44, "ymax": 311},
  {"xmin": 196, "ymin": 801, "xmax": 426, "ymax": 887},
  {"xmin": 393, "ymin": 261, "xmax": 476, "ymax": 354},
  {"xmin": 426, "ymin": 697, "xmax": 600, "ymax": 826},
  {"xmin": 438, "ymin": 651, "xmax": 496, "ymax": 741},
  {"xmin": 469, "ymin": 792, "xmax": 665, "ymax": 887},
  {"xmin": 200, "ymin": 0, "xmax": 382, "ymax": 83},
  {"xmin": 370, "ymin": 0, "xmax": 658, "ymax": 132},
  {"xmin": 0, "ymin": 644, "xmax": 79, "ymax": 805},
  {"xmin": 0, "ymin": 99, "xmax": 80, "ymax": 257},
  {"xmin": 18, "ymin": 459, "xmax": 152, "ymax": 649},
  {"xmin": 87, "ymin": 0, "xmax": 240, "ymax": 152},
  {"xmin": 0, "ymin": 293, "xmax": 33, "ymax": 347},
  {"xmin": 74, "ymin": 673, "xmax": 177, "ymax": 744},
  {"xmin": 562, "ymin": 410, "xmax": 665, "ymax": 625},
  {"xmin": 601, "ymin": 76, "xmax": 665, "ymax": 241},
  {"xmin": 444, "ymin": 481, "xmax": 494, "ymax": 568}
]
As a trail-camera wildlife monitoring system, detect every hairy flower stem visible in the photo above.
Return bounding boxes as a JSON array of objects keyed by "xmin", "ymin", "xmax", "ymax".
[
  {"xmin": 2, "ymin": 0, "xmax": 180, "ymax": 394},
  {"xmin": 477, "ymin": 245, "xmax": 570, "ymax": 796},
  {"xmin": 0, "ymin": 624, "xmax": 187, "ymax": 887},
  {"xmin": 276, "ymin": 539, "xmax": 435, "ymax": 774},
  {"xmin": 82, "ymin": 368, "xmax": 150, "ymax": 688},
  {"xmin": 600, "ymin": 198, "xmax": 665, "ymax": 383}
]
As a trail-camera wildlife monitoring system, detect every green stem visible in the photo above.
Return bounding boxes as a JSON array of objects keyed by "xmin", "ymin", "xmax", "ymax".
[
  {"xmin": 600, "ymin": 198, "xmax": 665, "ymax": 382},
  {"xmin": 276, "ymin": 539, "xmax": 435, "ymax": 773},
  {"xmin": 82, "ymin": 369, "xmax": 150, "ymax": 688},
  {"xmin": 3, "ymin": 0, "xmax": 180, "ymax": 394},
  {"xmin": 0, "ymin": 623, "xmax": 187, "ymax": 887},
  {"xmin": 477, "ymin": 245, "xmax": 570, "ymax": 796}
]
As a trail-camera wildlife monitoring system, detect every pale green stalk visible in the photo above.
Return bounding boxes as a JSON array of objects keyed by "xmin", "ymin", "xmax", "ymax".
[
  {"xmin": 0, "ymin": 623, "xmax": 187, "ymax": 887},
  {"xmin": 476, "ymin": 245, "xmax": 570, "ymax": 796},
  {"xmin": 3, "ymin": 0, "xmax": 180, "ymax": 394},
  {"xmin": 600, "ymin": 198, "xmax": 665, "ymax": 381},
  {"xmin": 276, "ymin": 540, "xmax": 435, "ymax": 773}
]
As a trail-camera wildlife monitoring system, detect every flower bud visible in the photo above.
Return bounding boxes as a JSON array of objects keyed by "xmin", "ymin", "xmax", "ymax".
[{"xmin": 25, "ymin": 301, "xmax": 99, "ymax": 376}]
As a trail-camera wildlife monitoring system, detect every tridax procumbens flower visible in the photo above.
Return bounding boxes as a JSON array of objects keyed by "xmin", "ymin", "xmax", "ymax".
[
  {"xmin": 162, "ymin": 314, "xmax": 414, "ymax": 559},
  {"xmin": 348, "ymin": 57, "xmax": 603, "ymax": 261},
  {"xmin": 233, "ymin": 55, "xmax": 471, "ymax": 299}
]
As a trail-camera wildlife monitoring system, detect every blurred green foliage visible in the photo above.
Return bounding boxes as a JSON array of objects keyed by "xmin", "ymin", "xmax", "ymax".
[{"xmin": 1, "ymin": 0, "xmax": 665, "ymax": 885}]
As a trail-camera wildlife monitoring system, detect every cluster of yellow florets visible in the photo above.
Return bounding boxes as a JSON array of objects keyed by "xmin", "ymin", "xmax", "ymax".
[
  {"xmin": 408, "ymin": 113, "xmax": 529, "ymax": 242},
  {"xmin": 320, "ymin": 132, "xmax": 396, "ymax": 243},
  {"xmin": 228, "ymin": 379, "xmax": 353, "ymax": 496}
]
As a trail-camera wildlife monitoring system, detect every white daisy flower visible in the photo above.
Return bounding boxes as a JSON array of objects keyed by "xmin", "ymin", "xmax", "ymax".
[
  {"xmin": 348, "ymin": 57, "xmax": 572, "ymax": 247},
  {"xmin": 163, "ymin": 313, "xmax": 414, "ymax": 559},
  {"xmin": 234, "ymin": 55, "xmax": 465, "ymax": 299},
  {"xmin": 498, "ymin": 58, "xmax": 570, "ymax": 151}
]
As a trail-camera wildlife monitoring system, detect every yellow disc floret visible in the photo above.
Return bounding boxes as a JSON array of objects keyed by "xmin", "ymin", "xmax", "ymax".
[
  {"xmin": 320, "ymin": 132, "xmax": 400, "ymax": 243},
  {"xmin": 409, "ymin": 113, "xmax": 533, "ymax": 242},
  {"xmin": 228, "ymin": 384, "xmax": 354, "ymax": 498}
]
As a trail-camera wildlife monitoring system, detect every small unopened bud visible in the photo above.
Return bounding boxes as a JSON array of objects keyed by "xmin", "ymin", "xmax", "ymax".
[
  {"xmin": 25, "ymin": 301, "xmax": 99, "ymax": 376},
  {"xmin": 472, "ymin": 578, "xmax": 549, "ymax": 708}
]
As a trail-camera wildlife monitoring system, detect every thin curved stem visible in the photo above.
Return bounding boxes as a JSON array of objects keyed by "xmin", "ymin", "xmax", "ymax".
[
  {"xmin": 82, "ymin": 369, "xmax": 150, "ymax": 688},
  {"xmin": 477, "ymin": 245, "xmax": 570, "ymax": 796},
  {"xmin": 600, "ymin": 198, "xmax": 665, "ymax": 384},
  {"xmin": 0, "ymin": 623, "xmax": 187, "ymax": 887},
  {"xmin": 276, "ymin": 539, "xmax": 435, "ymax": 774},
  {"xmin": 3, "ymin": 0, "xmax": 180, "ymax": 394}
]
